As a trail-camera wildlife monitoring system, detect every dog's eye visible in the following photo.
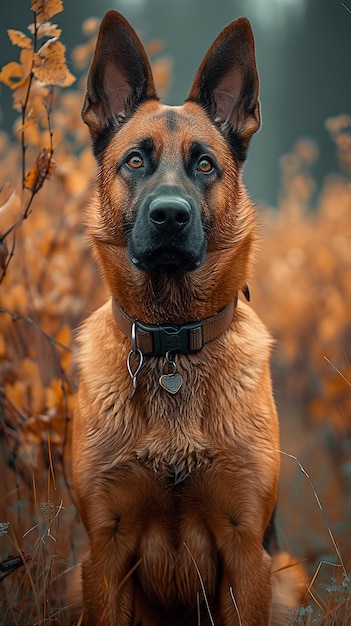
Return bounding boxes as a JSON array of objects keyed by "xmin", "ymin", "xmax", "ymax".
[
  {"xmin": 197, "ymin": 157, "xmax": 214, "ymax": 173},
  {"xmin": 127, "ymin": 153, "xmax": 144, "ymax": 169}
]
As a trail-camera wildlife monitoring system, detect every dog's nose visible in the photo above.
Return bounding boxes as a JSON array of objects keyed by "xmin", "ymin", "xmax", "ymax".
[{"xmin": 149, "ymin": 197, "xmax": 191, "ymax": 232}]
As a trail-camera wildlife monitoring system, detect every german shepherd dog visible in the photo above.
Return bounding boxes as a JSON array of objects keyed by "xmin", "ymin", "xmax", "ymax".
[{"xmin": 72, "ymin": 11, "xmax": 305, "ymax": 625}]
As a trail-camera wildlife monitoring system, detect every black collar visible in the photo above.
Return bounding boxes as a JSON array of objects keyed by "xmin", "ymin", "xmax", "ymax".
[{"xmin": 112, "ymin": 296, "xmax": 238, "ymax": 357}]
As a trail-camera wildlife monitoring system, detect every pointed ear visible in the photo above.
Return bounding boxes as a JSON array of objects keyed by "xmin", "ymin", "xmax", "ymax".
[
  {"xmin": 82, "ymin": 11, "xmax": 158, "ymax": 151},
  {"xmin": 187, "ymin": 18, "xmax": 260, "ymax": 161}
]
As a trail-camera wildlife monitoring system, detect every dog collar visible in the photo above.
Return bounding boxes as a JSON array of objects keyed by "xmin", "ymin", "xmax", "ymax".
[{"xmin": 112, "ymin": 296, "xmax": 238, "ymax": 357}]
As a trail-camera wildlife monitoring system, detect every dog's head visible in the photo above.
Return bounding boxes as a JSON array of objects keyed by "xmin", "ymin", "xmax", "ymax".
[{"xmin": 82, "ymin": 11, "xmax": 260, "ymax": 321}]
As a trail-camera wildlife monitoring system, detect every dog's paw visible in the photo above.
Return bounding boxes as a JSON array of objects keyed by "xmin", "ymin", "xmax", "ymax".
[{"xmin": 271, "ymin": 552, "xmax": 307, "ymax": 625}]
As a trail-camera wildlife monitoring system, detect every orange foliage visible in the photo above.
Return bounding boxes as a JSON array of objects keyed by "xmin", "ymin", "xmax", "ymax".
[
  {"xmin": 253, "ymin": 129, "xmax": 351, "ymax": 433},
  {"xmin": 0, "ymin": 0, "xmax": 176, "ymax": 478}
]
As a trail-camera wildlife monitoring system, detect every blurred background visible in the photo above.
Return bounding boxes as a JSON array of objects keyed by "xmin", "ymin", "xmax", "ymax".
[
  {"xmin": 1, "ymin": 0, "xmax": 350, "ymax": 206},
  {"xmin": 0, "ymin": 1, "xmax": 350, "ymax": 623}
]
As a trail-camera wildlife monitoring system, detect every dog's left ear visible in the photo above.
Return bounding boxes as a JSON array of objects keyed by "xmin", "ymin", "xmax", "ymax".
[{"xmin": 187, "ymin": 18, "xmax": 260, "ymax": 158}]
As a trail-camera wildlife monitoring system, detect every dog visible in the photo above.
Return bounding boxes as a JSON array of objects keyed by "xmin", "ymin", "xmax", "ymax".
[{"xmin": 72, "ymin": 11, "xmax": 305, "ymax": 625}]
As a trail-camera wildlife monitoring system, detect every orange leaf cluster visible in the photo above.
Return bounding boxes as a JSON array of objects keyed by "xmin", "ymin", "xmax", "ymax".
[
  {"xmin": 0, "ymin": 0, "xmax": 75, "ymax": 124},
  {"xmin": 33, "ymin": 38, "xmax": 75, "ymax": 87},
  {"xmin": 0, "ymin": 3, "xmax": 100, "ymax": 475},
  {"xmin": 253, "ymin": 126, "xmax": 351, "ymax": 433},
  {"xmin": 31, "ymin": 0, "xmax": 63, "ymax": 24}
]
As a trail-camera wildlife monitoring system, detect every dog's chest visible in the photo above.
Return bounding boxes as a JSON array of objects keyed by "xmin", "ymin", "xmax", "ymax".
[
  {"xmin": 94, "ymin": 336, "xmax": 245, "ymax": 480},
  {"xmin": 132, "ymin": 375, "xmax": 215, "ymax": 482},
  {"xmin": 134, "ymin": 424, "xmax": 213, "ymax": 484}
]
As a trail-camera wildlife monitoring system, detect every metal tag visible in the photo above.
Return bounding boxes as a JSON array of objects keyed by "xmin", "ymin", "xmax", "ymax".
[{"xmin": 159, "ymin": 372, "xmax": 183, "ymax": 394}]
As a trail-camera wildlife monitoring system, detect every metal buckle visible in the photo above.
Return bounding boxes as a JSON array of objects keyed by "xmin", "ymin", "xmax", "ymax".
[{"xmin": 136, "ymin": 320, "xmax": 203, "ymax": 356}]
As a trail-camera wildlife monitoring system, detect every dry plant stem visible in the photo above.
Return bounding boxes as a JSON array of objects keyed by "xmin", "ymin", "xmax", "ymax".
[
  {"xmin": 0, "ymin": 14, "xmax": 55, "ymax": 285},
  {"xmin": 0, "ymin": 232, "xmax": 16, "ymax": 284},
  {"xmin": 21, "ymin": 11, "xmax": 38, "ymax": 189},
  {"xmin": 324, "ymin": 356, "xmax": 351, "ymax": 387},
  {"xmin": 0, "ymin": 306, "xmax": 71, "ymax": 353},
  {"xmin": 0, "ymin": 389, "xmax": 26, "ymax": 422},
  {"xmin": 0, "ymin": 305, "xmax": 74, "ymax": 495},
  {"xmin": 229, "ymin": 587, "xmax": 243, "ymax": 626},
  {"xmin": 279, "ymin": 450, "xmax": 348, "ymax": 580},
  {"xmin": 6, "ymin": 525, "xmax": 42, "ymax": 619},
  {"xmin": 182, "ymin": 542, "xmax": 216, "ymax": 626},
  {"xmin": 0, "ymin": 103, "xmax": 55, "ymax": 246}
]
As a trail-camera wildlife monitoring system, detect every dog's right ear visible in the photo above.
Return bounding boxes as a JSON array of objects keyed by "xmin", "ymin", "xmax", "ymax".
[{"xmin": 82, "ymin": 11, "xmax": 158, "ymax": 152}]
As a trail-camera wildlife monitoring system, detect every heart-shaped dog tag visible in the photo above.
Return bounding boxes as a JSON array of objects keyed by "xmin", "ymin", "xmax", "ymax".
[{"xmin": 159, "ymin": 373, "xmax": 183, "ymax": 394}]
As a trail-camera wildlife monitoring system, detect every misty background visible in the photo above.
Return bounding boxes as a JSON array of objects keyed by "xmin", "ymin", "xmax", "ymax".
[{"xmin": 0, "ymin": 0, "xmax": 350, "ymax": 207}]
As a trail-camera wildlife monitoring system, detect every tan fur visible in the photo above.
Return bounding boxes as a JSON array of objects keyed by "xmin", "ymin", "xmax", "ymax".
[
  {"xmin": 271, "ymin": 553, "xmax": 308, "ymax": 625},
  {"xmin": 72, "ymin": 11, "xmax": 305, "ymax": 625}
]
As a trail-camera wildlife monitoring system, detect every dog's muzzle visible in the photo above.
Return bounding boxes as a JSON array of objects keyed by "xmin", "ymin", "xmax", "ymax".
[{"xmin": 128, "ymin": 190, "xmax": 206, "ymax": 272}]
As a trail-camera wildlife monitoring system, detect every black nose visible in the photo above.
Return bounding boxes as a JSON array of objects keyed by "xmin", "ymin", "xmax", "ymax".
[{"xmin": 149, "ymin": 196, "xmax": 191, "ymax": 232}]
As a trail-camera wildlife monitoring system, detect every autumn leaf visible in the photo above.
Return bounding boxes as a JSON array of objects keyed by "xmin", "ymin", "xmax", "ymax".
[
  {"xmin": 152, "ymin": 57, "xmax": 172, "ymax": 97},
  {"xmin": 16, "ymin": 114, "xmax": 36, "ymax": 134},
  {"xmin": 28, "ymin": 21, "xmax": 62, "ymax": 39},
  {"xmin": 4, "ymin": 380, "xmax": 26, "ymax": 413},
  {"xmin": 8, "ymin": 29, "xmax": 32, "ymax": 49},
  {"xmin": 145, "ymin": 39, "xmax": 165, "ymax": 56},
  {"xmin": 13, "ymin": 79, "xmax": 49, "ymax": 117},
  {"xmin": 31, "ymin": 0, "xmax": 63, "ymax": 24},
  {"xmin": 59, "ymin": 67, "xmax": 76, "ymax": 88},
  {"xmin": 71, "ymin": 42, "xmax": 93, "ymax": 71},
  {"xmin": 0, "ymin": 61, "xmax": 26, "ymax": 89},
  {"xmin": 24, "ymin": 148, "xmax": 56, "ymax": 193},
  {"xmin": 0, "ymin": 189, "xmax": 21, "ymax": 232},
  {"xmin": 20, "ymin": 48, "xmax": 34, "ymax": 75},
  {"xmin": 33, "ymin": 38, "xmax": 75, "ymax": 86},
  {"xmin": 82, "ymin": 17, "xmax": 99, "ymax": 36},
  {"xmin": 1, "ymin": 52, "xmax": 34, "ymax": 117}
]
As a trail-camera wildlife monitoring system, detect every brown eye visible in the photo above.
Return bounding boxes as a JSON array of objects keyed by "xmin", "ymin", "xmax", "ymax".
[
  {"xmin": 127, "ymin": 153, "xmax": 144, "ymax": 169},
  {"xmin": 197, "ymin": 157, "xmax": 213, "ymax": 173}
]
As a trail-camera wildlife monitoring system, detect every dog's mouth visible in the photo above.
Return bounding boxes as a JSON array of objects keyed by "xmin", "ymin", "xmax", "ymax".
[{"xmin": 130, "ymin": 244, "xmax": 205, "ymax": 273}]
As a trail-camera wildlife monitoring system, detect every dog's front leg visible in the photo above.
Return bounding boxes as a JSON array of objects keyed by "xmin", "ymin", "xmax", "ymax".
[
  {"xmin": 73, "ymin": 463, "xmax": 142, "ymax": 625},
  {"xmin": 197, "ymin": 458, "xmax": 278, "ymax": 626},
  {"xmin": 77, "ymin": 482, "xmax": 141, "ymax": 626},
  {"xmin": 219, "ymin": 545, "xmax": 273, "ymax": 625},
  {"xmin": 81, "ymin": 543, "xmax": 136, "ymax": 626}
]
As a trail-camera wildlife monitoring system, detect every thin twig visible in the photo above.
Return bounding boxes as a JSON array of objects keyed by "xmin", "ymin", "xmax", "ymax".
[
  {"xmin": 324, "ymin": 355, "xmax": 351, "ymax": 386},
  {"xmin": 183, "ymin": 542, "xmax": 215, "ymax": 626},
  {"xmin": 0, "ymin": 232, "xmax": 16, "ymax": 284},
  {"xmin": 229, "ymin": 587, "xmax": 243, "ymax": 626},
  {"xmin": 1, "ymin": 18, "xmax": 56, "ymax": 280},
  {"xmin": 279, "ymin": 450, "xmax": 347, "ymax": 579},
  {"xmin": 0, "ymin": 306, "xmax": 71, "ymax": 353},
  {"xmin": 21, "ymin": 11, "xmax": 38, "ymax": 189}
]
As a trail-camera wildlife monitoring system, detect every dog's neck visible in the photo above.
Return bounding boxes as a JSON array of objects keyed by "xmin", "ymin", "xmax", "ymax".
[{"xmin": 112, "ymin": 296, "xmax": 239, "ymax": 357}]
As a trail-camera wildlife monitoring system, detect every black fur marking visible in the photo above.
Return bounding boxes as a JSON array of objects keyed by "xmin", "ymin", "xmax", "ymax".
[
  {"xmin": 165, "ymin": 110, "xmax": 178, "ymax": 132},
  {"xmin": 224, "ymin": 127, "xmax": 248, "ymax": 165},
  {"xmin": 92, "ymin": 118, "xmax": 119, "ymax": 163}
]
